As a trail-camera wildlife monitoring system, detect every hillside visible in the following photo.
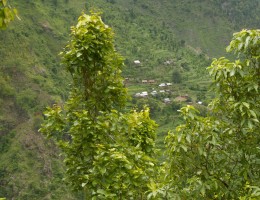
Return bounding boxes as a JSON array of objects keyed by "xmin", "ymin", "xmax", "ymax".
[
  {"xmin": 0, "ymin": 0, "xmax": 259, "ymax": 199},
  {"xmin": 87, "ymin": 0, "xmax": 260, "ymax": 57},
  {"xmin": 0, "ymin": 1, "xmax": 85, "ymax": 199}
]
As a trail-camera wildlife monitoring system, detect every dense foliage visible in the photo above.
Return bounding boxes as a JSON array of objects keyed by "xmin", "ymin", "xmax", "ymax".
[
  {"xmin": 40, "ymin": 12, "xmax": 260, "ymax": 199},
  {"xmin": 1, "ymin": 0, "xmax": 260, "ymax": 199},
  {"xmin": 212, "ymin": 0, "xmax": 260, "ymax": 28},
  {"xmin": 40, "ymin": 12, "xmax": 158, "ymax": 199},
  {"xmin": 164, "ymin": 29, "xmax": 260, "ymax": 199}
]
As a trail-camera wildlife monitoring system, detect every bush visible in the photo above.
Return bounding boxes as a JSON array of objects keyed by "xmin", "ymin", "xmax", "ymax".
[
  {"xmin": 0, "ymin": 78, "xmax": 15, "ymax": 98},
  {"xmin": 16, "ymin": 89, "xmax": 37, "ymax": 111}
]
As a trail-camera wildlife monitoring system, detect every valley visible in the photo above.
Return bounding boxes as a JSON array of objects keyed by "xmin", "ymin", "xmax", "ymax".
[{"xmin": 0, "ymin": 0, "xmax": 259, "ymax": 199}]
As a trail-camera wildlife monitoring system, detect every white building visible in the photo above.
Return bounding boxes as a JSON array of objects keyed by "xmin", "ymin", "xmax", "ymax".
[
  {"xmin": 135, "ymin": 91, "xmax": 148, "ymax": 98},
  {"xmin": 134, "ymin": 60, "xmax": 141, "ymax": 65},
  {"xmin": 159, "ymin": 83, "xmax": 166, "ymax": 87},
  {"xmin": 151, "ymin": 91, "xmax": 158, "ymax": 96},
  {"xmin": 164, "ymin": 98, "xmax": 171, "ymax": 103}
]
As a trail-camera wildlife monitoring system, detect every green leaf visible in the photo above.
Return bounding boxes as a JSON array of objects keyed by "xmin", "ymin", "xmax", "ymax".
[
  {"xmin": 245, "ymin": 36, "xmax": 250, "ymax": 49},
  {"xmin": 254, "ymin": 84, "xmax": 258, "ymax": 92},
  {"xmin": 238, "ymin": 42, "xmax": 243, "ymax": 50},
  {"xmin": 76, "ymin": 52, "xmax": 82, "ymax": 57},
  {"xmin": 248, "ymin": 120, "xmax": 253, "ymax": 129},
  {"xmin": 230, "ymin": 69, "xmax": 235, "ymax": 76},
  {"xmin": 186, "ymin": 134, "xmax": 191, "ymax": 143},
  {"xmin": 249, "ymin": 110, "xmax": 257, "ymax": 118},
  {"xmin": 177, "ymin": 134, "xmax": 182, "ymax": 142},
  {"xmin": 211, "ymin": 135, "xmax": 216, "ymax": 145},
  {"xmin": 181, "ymin": 145, "xmax": 187, "ymax": 152},
  {"xmin": 242, "ymin": 102, "xmax": 250, "ymax": 109},
  {"xmin": 2, "ymin": 0, "xmax": 7, "ymax": 6},
  {"xmin": 97, "ymin": 189, "xmax": 107, "ymax": 195}
]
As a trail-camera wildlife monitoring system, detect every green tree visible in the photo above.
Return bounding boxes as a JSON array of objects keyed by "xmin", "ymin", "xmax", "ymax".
[
  {"xmin": 40, "ymin": 12, "xmax": 158, "ymax": 199},
  {"xmin": 0, "ymin": 0, "xmax": 19, "ymax": 29},
  {"xmin": 164, "ymin": 29, "xmax": 260, "ymax": 199},
  {"xmin": 172, "ymin": 69, "xmax": 182, "ymax": 84}
]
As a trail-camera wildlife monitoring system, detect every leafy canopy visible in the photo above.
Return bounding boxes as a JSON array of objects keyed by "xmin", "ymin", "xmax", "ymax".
[
  {"xmin": 40, "ymin": 12, "xmax": 158, "ymax": 199},
  {"xmin": 164, "ymin": 29, "xmax": 260, "ymax": 199}
]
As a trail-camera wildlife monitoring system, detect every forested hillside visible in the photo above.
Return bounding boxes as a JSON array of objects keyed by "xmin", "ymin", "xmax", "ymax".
[{"xmin": 0, "ymin": 0, "xmax": 259, "ymax": 199}]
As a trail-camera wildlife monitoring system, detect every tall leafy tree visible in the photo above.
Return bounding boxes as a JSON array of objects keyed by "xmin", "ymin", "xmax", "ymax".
[
  {"xmin": 40, "ymin": 12, "xmax": 158, "ymax": 199},
  {"xmin": 164, "ymin": 29, "xmax": 260, "ymax": 199}
]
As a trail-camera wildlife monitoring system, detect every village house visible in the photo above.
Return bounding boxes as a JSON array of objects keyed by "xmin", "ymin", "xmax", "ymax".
[
  {"xmin": 159, "ymin": 83, "xmax": 172, "ymax": 87},
  {"xmin": 148, "ymin": 80, "xmax": 156, "ymax": 84},
  {"xmin": 134, "ymin": 60, "xmax": 141, "ymax": 65},
  {"xmin": 159, "ymin": 83, "xmax": 166, "ymax": 87},
  {"xmin": 174, "ymin": 95, "xmax": 189, "ymax": 102},
  {"xmin": 135, "ymin": 91, "xmax": 148, "ymax": 98},
  {"xmin": 141, "ymin": 79, "xmax": 156, "ymax": 84},
  {"xmin": 164, "ymin": 98, "xmax": 171, "ymax": 104},
  {"xmin": 151, "ymin": 90, "xmax": 157, "ymax": 96}
]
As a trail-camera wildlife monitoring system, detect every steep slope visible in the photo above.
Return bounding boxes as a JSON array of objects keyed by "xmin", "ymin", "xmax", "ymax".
[
  {"xmin": 87, "ymin": 0, "xmax": 260, "ymax": 58},
  {"xmin": 0, "ymin": 1, "xmax": 85, "ymax": 199},
  {"xmin": 0, "ymin": 0, "xmax": 259, "ymax": 199}
]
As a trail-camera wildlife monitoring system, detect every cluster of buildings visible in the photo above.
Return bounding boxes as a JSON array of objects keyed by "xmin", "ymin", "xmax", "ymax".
[
  {"xmin": 134, "ymin": 80, "xmax": 175, "ymax": 104},
  {"xmin": 131, "ymin": 60, "xmax": 204, "ymax": 105},
  {"xmin": 134, "ymin": 89, "xmax": 171, "ymax": 98},
  {"xmin": 134, "ymin": 91, "xmax": 172, "ymax": 104}
]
